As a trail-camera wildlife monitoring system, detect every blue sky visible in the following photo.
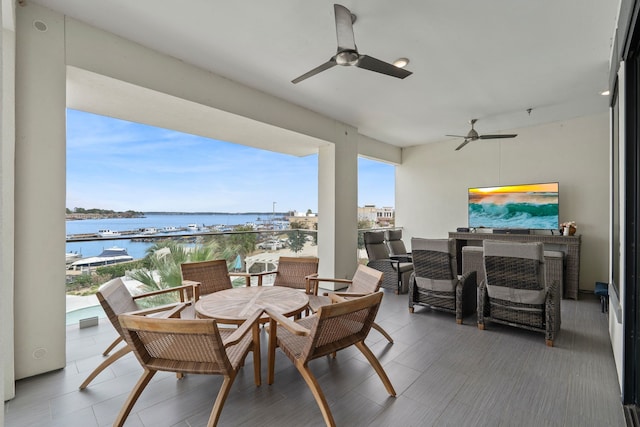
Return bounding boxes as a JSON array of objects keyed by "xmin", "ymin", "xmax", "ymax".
[{"xmin": 66, "ymin": 109, "xmax": 395, "ymax": 213}]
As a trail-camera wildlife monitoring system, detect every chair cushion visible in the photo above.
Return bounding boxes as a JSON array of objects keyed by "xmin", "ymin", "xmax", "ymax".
[
  {"xmin": 484, "ymin": 240, "xmax": 543, "ymax": 260},
  {"xmin": 365, "ymin": 232, "xmax": 390, "ymax": 261},
  {"xmin": 415, "ymin": 277, "xmax": 457, "ymax": 293},
  {"xmin": 486, "ymin": 285, "xmax": 547, "ymax": 305}
]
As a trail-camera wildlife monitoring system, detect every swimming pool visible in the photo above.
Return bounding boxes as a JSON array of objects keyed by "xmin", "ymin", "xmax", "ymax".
[{"xmin": 66, "ymin": 305, "xmax": 106, "ymax": 326}]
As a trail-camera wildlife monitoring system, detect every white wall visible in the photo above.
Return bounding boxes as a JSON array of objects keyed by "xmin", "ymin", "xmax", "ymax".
[
  {"xmin": 1, "ymin": 0, "xmax": 15, "ymax": 408},
  {"xmin": 396, "ymin": 113, "xmax": 610, "ymax": 292}
]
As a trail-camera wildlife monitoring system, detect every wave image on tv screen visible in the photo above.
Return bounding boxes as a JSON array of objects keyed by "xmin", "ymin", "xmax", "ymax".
[{"xmin": 468, "ymin": 183, "xmax": 559, "ymax": 230}]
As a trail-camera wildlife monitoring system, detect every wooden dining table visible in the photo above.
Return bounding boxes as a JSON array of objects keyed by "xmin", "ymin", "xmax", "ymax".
[{"xmin": 195, "ymin": 286, "xmax": 310, "ymax": 385}]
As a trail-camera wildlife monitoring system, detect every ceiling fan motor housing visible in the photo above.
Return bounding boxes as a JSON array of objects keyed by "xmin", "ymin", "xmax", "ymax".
[{"xmin": 336, "ymin": 50, "xmax": 359, "ymax": 66}]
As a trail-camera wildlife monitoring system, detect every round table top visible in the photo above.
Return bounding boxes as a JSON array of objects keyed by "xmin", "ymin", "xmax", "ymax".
[{"xmin": 195, "ymin": 286, "xmax": 309, "ymax": 324}]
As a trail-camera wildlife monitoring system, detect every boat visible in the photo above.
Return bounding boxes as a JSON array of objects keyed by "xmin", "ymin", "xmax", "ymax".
[
  {"xmin": 141, "ymin": 227, "xmax": 158, "ymax": 235},
  {"xmin": 97, "ymin": 229, "xmax": 121, "ymax": 237},
  {"xmin": 187, "ymin": 224, "xmax": 199, "ymax": 231},
  {"xmin": 69, "ymin": 247, "xmax": 134, "ymax": 270},
  {"xmin": 65, "ymin": 252, "xmax": 82, "ymax": 264}
]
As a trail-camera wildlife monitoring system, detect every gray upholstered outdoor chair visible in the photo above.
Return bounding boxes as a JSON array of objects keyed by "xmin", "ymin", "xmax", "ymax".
[
  {"xmin": 478, "ymin": 240, "xmax": 561, "ymax": 346},
  {"xmin": 384, "ymin": 229, "xmax": 411, "ymax": 261},
  {"xmin": 364, "ymin": 231, "xmax": 413, "ymax": 293},
  {"xmin": 409, "ymin": 238, "xmax": 476, "ymax": 324}
]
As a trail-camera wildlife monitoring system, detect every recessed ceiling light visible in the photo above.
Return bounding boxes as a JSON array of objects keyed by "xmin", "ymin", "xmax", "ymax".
[
  {"xmin": 601, "ymin": 90, "xmax": 610, "ymax": 96},
  {"xmin": 393, "ymin": 58, "xmax": 409, "ymax": 68}
]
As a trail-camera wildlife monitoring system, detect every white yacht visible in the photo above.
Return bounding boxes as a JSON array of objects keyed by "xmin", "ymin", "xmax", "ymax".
[{"xmin": 97, "ymin": 229, "xmax": 121, "ymax": 237}]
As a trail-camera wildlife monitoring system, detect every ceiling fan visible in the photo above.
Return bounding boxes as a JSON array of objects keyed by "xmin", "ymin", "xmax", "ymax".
[
  {"xmin": 291, "ymin": 4, "xmax": 412, "ymax": 84},
  {"xmin": 447, "ymin": 119, "xmax": 518, "ymax": 151}
]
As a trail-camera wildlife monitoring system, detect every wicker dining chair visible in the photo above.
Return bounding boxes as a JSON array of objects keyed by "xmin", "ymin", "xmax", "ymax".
[
  {"xmin": 180, "ymin": 259, "xmax": 250, "ymax": 297},
  {"xmin": 79, "ymin": 277, "xmax": 196, "ymax": 390},
  {"xmin": 306, "ymin": 264, "xmax": 394, "ymax": 343},
  {"xmin": 265, "ymin": 292, "xmax": 396, "ymax": 427},
  {"xmin": 252, "ymin": 256, "xmax": 319, "ymax": 289},
  {"xmin": 409, "ymin": 238, "xmax": 477, "ymax": 324},
  {"xmin": 113, "ymin": 308, "xmax": 263, "ymax": 427},
  {"xmin": 478, "ymin": 240, "xmax": 561, "ymax": 346},
  {"xmin": 364, "ymin": 231, "xmax": 413, "ymax": 293}
]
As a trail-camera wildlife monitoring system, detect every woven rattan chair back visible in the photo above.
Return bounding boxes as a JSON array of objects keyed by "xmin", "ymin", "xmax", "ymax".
[
  {"xmin": 484, "ymin": 256, "xmax": 543, "ymax": 290},
  {"xmin": 120, "ymin": 315, "xmax": 234, "ymax": 375},
  {"xmin": 97, "ymin": 277, "xmax": 141, "ymax": 337},
  {"xmin": 411, "ymin": 239, "xmax": 456, "ymax": 281},
  {"xmin": 181, "ymin": 259, "xmax": 232, "ymax": 296},
  {"xmin": 303, "ymin": 292, "xmax": 382, "ymax": 362},
  {"xmin": 267, "ymin": 292, "xmax": 395, "ymax": 426},
  {"xmin": 273, "ymin": 256, "xmax": 319, "ymax": 290},
  {"xmin": 483, "ymin": 241, "xmax": 544, "ymax": 291},
  {"xmin": 347, "ymin": 265, "xmax": 384, "ymax": 294},
  {"xmin": 115, "ymin": 312, "xmax": 260, "ymax": 427}
]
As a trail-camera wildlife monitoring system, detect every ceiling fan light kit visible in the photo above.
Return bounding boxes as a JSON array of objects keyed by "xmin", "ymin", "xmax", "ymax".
[
  {"xmin": 447, "ymin": 119, "xmax": 518, "ymax": 151},
  {"xmin": 292, "ymin": 4, "xmax": 413, "ymax": 84}
]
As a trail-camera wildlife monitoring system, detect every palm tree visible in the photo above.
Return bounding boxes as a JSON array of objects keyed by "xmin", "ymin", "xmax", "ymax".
[{"xmin": 128, "ymin": 238, "xmax": 239, "ymax": 306}]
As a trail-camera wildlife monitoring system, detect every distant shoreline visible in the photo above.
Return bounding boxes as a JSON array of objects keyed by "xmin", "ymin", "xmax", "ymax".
[{"xmin": 144, "ymin": 211, "xmax": 288, "ymax": 216}]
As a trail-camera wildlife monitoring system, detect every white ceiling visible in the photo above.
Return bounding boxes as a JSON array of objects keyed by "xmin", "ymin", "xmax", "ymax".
[{"xmin": 31, "ymin": 0, "xmax": 619, "ymax": 148}]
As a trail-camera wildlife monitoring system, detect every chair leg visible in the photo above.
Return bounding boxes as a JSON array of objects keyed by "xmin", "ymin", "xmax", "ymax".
[
  {"xmin": 79, "ymin": 345, "xmax": 131, "ymax": 390},
  {"xmin": 102, "ymin": 336, "xmax": 123, "ymax": 356},
  {"xmin": 295, "ymin": 362, "xmax": 336, "ymax": 427},
  {"xmin": 355, "ymin": 341, "xmax": 396, "ymax": 397},
  {"xmin": 252, "ymin": 323, "xmax": 261, "ymax": 386},
  {"xmin": 207, "ymin": 373, "xmax": 237, "ymax": 427},
  {"xmin": 546, "ymin": 339, "xmax": 554, "ymax": 347},
  {"xmin": 372, "ymin": 322, "xmax": 394, "ymax": 343},
  {"xmin": 267, "ymin": 319, "xmax": 277, "ymax": 385},
  {"xmin": 113, "ymin": 369, "xmax": 156, "ymax": 427}
]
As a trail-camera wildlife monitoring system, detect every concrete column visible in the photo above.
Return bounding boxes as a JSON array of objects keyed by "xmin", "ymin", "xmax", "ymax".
[
  {"xmin": 14, "ymin": 3, "xmax": 66, "ymax": 379},
  {"xmin": 317, "ymin": 124, "xmax": 358, "ymax": 288},
  {"xmin": 2, "ymin": 0, "xmax": 16, "ymax": 404}
]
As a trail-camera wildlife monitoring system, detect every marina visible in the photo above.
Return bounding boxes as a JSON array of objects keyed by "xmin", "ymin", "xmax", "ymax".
[{"xmin": 66, "ymin": 212, "xmax": 291, "ymax": 260}]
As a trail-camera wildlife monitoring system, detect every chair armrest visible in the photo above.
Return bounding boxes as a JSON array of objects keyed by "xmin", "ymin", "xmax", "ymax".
[
  {"xmin": 229, "ymin": 272, "xmax": 251, "ymax": 287},
  {"xmin": 328, "ymin": 293, "xmax": 348, "ymax": 304},
  {"xmin": 324, "ymin": 291, "xmax": 368, "ymax": 298},
  {"xmin": 250, "ymin": 270, "xmax": 277, "ymax": 286},
  {"xmin": 126, "ymin": 301, "xmax": 190, "ymax": 317},
  {"xmin": 133, "ymin": 282, "xmax": 200, "ymax": 302},
  {"xmin": 306, "ymin": 274, "xmax": 344, "ymax": 295},
  {"xmin": 390, "ymin": 255, "xmax": 413, "ymax": 263},
  {"xmin": 458, "ymin": 270, "xmax": 477, "ymax": 289},
  {"xmin": 223, "ymin": 308, "xmax": 264, "ymax": 347},
  {"xmin": 264, "ymin": 307, "xmax": 310, "ymax": 336}
]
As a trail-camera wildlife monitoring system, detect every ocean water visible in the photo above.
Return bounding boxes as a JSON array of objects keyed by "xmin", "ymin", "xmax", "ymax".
[
  {"xmin": 66, "ymin": 213, "xmax": 275, "ymax": 259},
  {"xmin": 468, "ymin": 202, "xmax": 559, "ymax": 230}
]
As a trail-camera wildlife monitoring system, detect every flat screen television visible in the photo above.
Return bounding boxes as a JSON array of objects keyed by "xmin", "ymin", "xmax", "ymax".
[{"xmin": 468, "ymin": 182, "xmax": 559, "ymax": 230}]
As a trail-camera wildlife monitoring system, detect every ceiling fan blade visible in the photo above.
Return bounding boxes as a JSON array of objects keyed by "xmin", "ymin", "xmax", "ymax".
[
  {"xmin": 356, "ymin": 55, "xmax": 412, "ymax": 79},
  {"xmin": 446, "ymin": 134, "xmax": 468, "ymax": 138},
  {"xmin": 455, "ymin": 139, "xmax": 472, "ymax": 151},
  {"xmin": 334, "ymin": 4, "xmax": 356, "ymax": 51},
  {"xmin": 292, "ymin": 59, "xmax": 337, "ymax": 84},
  {"xmin": 478, "ymin": 134, "xmax": 518, "ymax": 139}
]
